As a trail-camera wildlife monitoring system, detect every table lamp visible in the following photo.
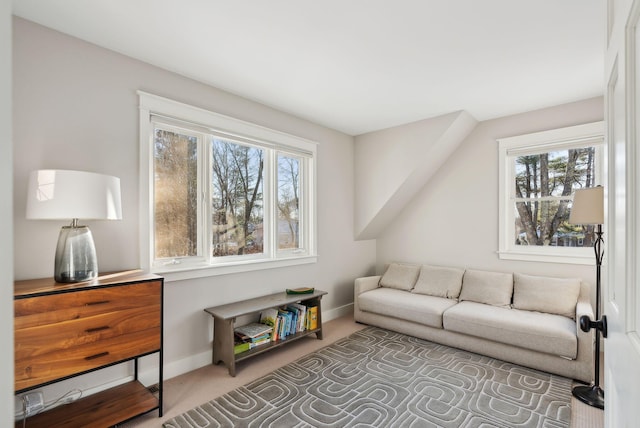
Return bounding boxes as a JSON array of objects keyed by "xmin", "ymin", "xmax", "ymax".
[
  {"xmin": 569, "ymin": 185, "xmax": 606, "ymax": 409},
  {"xmin": 26, "ymin": 169, "xmax": 122, "ymax": 283}
]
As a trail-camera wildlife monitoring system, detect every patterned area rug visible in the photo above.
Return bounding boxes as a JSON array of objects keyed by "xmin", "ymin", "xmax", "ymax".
[{"xmin": 163, "ymin": 327, "xmax": 571, "ymax": 427}]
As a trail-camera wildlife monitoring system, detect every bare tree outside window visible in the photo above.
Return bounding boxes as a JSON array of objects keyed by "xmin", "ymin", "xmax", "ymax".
[
  {"xmin": 277, "ymin": 155, "xmax": 300, "ymax": 249},
  {"xmin": 514, "ymin": 147, "xmax": 596, "ymax": 248},
  {"xmin": 211, "ymin": 139, "xmax": 264, "ymax": 257},
  {"xmin": 153, "ymin": 129, "xmax": 198, "ymax": 258}
]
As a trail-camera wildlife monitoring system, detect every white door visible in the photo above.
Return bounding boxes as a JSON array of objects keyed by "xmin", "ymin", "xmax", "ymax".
[{"xmin": 604, "ymin": 0, "xmax": 640, "ymax": 426}]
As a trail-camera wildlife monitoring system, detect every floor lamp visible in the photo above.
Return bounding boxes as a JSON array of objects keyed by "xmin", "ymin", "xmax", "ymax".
[{"xmin": 569, "ymin": 186, "xmax": 606, "ymax": 410}]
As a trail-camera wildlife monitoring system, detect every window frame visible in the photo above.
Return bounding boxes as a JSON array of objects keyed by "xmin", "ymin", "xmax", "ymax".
[
  {"xmin": 497, "ymin": 121, "xmax": 605, "ymax": 265},
  {"xmin": 139, "ymin": 92, "xmax": 317, "ymax": 281}
]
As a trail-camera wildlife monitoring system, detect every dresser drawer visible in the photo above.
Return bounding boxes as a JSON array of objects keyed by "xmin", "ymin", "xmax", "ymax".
[
  {"xmin": 15, "ymin": 281, "xmax": 161, "ymax": 329},
  {"xmin": 15, "ymin": 327, "xmax": 161, "ymax": 392},
  {"xmin": 15, "ymin": 305, "xmax": 160, "ymax": 360}
]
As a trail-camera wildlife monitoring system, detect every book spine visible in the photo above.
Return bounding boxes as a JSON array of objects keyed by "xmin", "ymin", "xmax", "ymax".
[
  {"xmin": 234, "ymin": 342, "xmax": 250, "ymax": 354},
  {"xmin": 307, "ymin": 306, "xmax": 318, "ymax": 330},
  {"xmin": 287, "ymin": 304, "xmax": 305, "ymax": 333},
  {"xmin": 250, "ymin": 338, "xmax": 271, "ymax": 348},
  {"xmin": 272, "ymin": 316, "xmax": 280, "ymax": 341}
]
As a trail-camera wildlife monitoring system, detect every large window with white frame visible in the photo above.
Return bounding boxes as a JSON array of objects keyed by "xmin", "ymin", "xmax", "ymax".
[
  {"xmin": 498, "ymin": 121, "xmax": 604, "ymax": 264},
  {"xmin": 139, "ymin": 92, "xmax": 317, "ymax": 279}
]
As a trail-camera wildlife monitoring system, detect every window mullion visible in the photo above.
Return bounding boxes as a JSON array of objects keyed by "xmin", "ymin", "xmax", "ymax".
[
  {"xmin": 300, "ymin": 156, "xmax": 309, "ymax": 252},
  {"xmin": 263, "ymin": 149, "xmax": 275, "ymax": 258},
  {"xmin": 297, "ymin": 157, "xmax": 305, "ymax": 252},
  {"xmin": 202, "ymin": 136, "xmax": 212, "ymax": 263}
]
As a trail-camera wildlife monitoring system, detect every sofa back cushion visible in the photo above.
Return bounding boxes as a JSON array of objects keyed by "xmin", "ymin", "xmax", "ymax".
[
  {"xmin": 378, "ymin": 263, "xmax": 420, "ymax": 291},
  {"xmin": 459, "ymin": 269, "xmax": 513, "ymax": 308},
  {"xmin": 512, "ymin": 273, "xmax": 581, "ymax": 319},
  {"xmin": 412, "ymin": 265, "xmax": 465, "ymax": 299}
]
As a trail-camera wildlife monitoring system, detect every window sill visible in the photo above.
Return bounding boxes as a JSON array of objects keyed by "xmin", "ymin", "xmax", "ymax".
[
  {"xmin": 152, "ymin": 255, "xmax": 318, "ymax": 283},
  {"xmin": 497, "ymin": 250, "xmax": 595, "ymax": 265}
]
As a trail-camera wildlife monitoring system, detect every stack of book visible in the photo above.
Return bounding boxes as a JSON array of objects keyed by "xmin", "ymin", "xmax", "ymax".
[
  {"xmin": 260, "ymin": 304, "xmax": 318, "ymax": 341},
  {"xmin": 233, "ymin": 322, "xmax": 273, "ymax": 354}
]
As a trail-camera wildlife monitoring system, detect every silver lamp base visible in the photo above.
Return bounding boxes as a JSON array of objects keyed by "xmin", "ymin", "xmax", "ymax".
[{"xmin": 54, "ymin": 222, "xmax": 98, "ymax": 283}]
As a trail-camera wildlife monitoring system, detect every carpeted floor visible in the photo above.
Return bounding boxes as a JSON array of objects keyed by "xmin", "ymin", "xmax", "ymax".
[{"xmin": 162, "ymin": 326, "xmax": 572, "ymax": 428}]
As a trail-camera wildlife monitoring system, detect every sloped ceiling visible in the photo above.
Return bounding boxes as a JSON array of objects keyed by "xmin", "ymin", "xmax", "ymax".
[{"xmin": 355, "ymin": 111, "xmax": 478, "ymax": 240}]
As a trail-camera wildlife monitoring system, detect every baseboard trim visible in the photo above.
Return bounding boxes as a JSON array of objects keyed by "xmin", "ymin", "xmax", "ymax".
[
  {"xmin": 324, "ymin": 302, "xmax": 353, "ymax": 321},
  {"xmin": 159, "ymin": 349, "xmax": 213, "ymax": 382}
]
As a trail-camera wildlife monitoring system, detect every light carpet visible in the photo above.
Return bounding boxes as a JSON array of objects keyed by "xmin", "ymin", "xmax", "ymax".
[{"xmin": 163, "ymin": 326, "xmax": 571, "ymax": 427}]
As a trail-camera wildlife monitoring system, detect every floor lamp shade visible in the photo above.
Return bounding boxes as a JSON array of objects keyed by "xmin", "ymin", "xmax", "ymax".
[
  {"xmin": 570, "ymin": 186, "xmax": 604, "ymax": 225},
  {"xmin": 26, "ymin": 170, "xmax": 122, "ymax": 283},
  {"xmin": 569, "ymin": 185, "xmax": 606, "ymax": 409}
]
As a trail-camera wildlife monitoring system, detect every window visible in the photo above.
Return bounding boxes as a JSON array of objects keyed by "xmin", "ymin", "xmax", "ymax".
[
  {"xmin": 139, "ymin": 92, "xmax": 317, "ymax": 280},
  {"xmin": 498, "ymin": 122, "xmax": 604, "ymax": 264}
]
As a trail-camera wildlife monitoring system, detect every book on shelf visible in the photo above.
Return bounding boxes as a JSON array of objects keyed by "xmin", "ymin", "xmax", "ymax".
[
  {"xmin": 259, "ymin": 308, "xmax": 280, "ymax": 340},
  {"xmin": 234, "ymin": 341, "xmax": 250, "ymax": 354},
  {"xmin": 272, "ymin": 314, "xmax": 281, "ymax": 341},
  {"xmin": 287, "ymin": 302, "xmax": 307, "ymax": 333},
  {"xmin": 286, "ymin": 307, "xmax": 298, "ymax": 334},
  {"xmin": 237, "ymin": 333, "xmax": 271, "ymax": 343},
  {"xmin": 278, "ymin": 308, "xmax": 292, "ymax": 338},
  {"xmin": 306, "ymin": 305, "xmax": 318, "ymax": 330},
  {"xmin": 234, "ymin": 336, "xmax": 271, "ymax": 354},
  {"xmin": 234, "ymin": 322, "xmax": 273, "ymax": 339},
  {"xmin": 260, "ymin": 308, "xmax": 278, "ymax": 327}
]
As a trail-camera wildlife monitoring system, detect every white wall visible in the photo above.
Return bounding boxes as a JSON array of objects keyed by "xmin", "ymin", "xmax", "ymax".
[
  {"xmin": 375, "ymin": 97, "xmax": 604, "ymax": 287},
  {"xmin": 12, "ymin": 16, "xmax": 376, "ymax": 405},
  {"xmin": 1, "ymin": 1, "xmax": 13, "ymax": 426},
  {"xmin": 354, "ymin": 110, "xmax": 477, "ymax": 239}
]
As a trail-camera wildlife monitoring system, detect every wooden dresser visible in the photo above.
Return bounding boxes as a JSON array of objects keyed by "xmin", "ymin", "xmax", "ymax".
[{"xmin": 14, "ymin": 270, "xmax": 163, "ymax": 427}]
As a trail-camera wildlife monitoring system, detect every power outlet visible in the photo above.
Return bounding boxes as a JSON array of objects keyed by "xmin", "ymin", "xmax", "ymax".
[{"xmin": 23, "ymin": 391, "xmax": 44, "ymax": 417}]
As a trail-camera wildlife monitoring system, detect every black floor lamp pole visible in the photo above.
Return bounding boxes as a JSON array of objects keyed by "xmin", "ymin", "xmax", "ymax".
[{"xmin": 572, "ymin": 224, "xmax": 606, "ymax": 409}]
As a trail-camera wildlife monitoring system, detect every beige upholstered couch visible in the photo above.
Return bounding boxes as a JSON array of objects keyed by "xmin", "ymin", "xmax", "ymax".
[{"xmin": 354, "ymin": 263, "xmax": 594, "ymax": 383}]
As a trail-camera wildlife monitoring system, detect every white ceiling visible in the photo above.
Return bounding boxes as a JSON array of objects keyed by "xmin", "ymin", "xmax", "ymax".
[{"xmin": 12, "ymin": 0, "xmax": 604, "ymax": 136}]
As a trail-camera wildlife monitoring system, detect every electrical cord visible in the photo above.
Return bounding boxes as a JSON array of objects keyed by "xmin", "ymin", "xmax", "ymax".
[
  {"xmin": 21, "ymin": 397, "xmax": 26, "ymax": 428},
  {"xmin": 43, "ymin": 389, "xmax": 83, "ymax": 411},
  {"xmin": 18, "ymin": 388, "xmax": 83, "ymax": 426}
]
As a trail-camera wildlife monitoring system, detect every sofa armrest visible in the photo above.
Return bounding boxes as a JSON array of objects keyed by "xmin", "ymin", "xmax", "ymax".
[
  {"xmin": 575, "ymin": 291, "xmax": 595, "ymax": 329},
  {"xmin": 575, "ymin": 297, "xmax": 595, "ymax": 344},
  {"xmin": 574, "ymin": 288, "xmax": 595, "ymax": 381},
  {"xmin": 354, "ymin": 276, "xmax": 380, "ymax": 322},
  {"xmin": 355, "ymin": 275, "xmax": 381, "ymax": 297},
  {"xmin": 575, "ymin": 302, "xmax": 594, "ymax": 323}
]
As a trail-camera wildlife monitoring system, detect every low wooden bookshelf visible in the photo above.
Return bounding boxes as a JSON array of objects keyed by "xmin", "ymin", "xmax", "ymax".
[{"xmin": 204, "ymin": 289, "xmax": 327, "ymax": 376}]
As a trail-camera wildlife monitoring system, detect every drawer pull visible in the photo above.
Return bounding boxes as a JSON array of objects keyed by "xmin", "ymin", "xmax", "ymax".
[
  {"xmin": 84, "ymin": 352, "xmax": 109, "ymax": 361},
  {"xmin": 85, "ymin": 300, "xmax": 110, "ymax": 306},
  {"xmin": 85, "ymin": 326, "xmax": 110, "ymax": 334}
]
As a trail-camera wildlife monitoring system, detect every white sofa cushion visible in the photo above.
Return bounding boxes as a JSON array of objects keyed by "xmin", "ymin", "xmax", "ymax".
[
  {"xmin": 412, "ymin": 265, "xmax": 465, "ymax": 299},
  {"xmin": 379, "ymin": 263, "xmax": 420, "ymax": 291},
  {"xmin": 358, "ymin": 288, "xmax": 457, "ymax": 329},
  {"xmin": 443, "ymin": 301, "xmax": 577, "ymax": 359},
  {"xmin": 458, "ymin": 269, "xmax": 513, "ymax": 308},
  {"xmin": 513, "ymin": 273, "xmax": 581, "ymax": 319}
]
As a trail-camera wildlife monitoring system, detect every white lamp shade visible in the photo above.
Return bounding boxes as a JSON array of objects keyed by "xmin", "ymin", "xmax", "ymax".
[
  {"xmin": 26, "ymin": 170, "xmax": 122, "ymax": 220},
  {"xmin": 570, "ymin": 186, "xmax": 604, "ymax": 225}
]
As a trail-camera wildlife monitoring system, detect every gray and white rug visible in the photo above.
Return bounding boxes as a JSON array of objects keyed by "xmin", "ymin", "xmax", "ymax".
[{"xmin": 163, "ymin": 327, "xmax": 571, "ymax": 427}]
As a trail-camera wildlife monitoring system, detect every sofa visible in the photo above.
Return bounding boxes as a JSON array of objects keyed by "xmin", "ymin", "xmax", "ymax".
[{"xmin": 354, "ymin": 263, "xmax": 594, "ymax": 383}]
